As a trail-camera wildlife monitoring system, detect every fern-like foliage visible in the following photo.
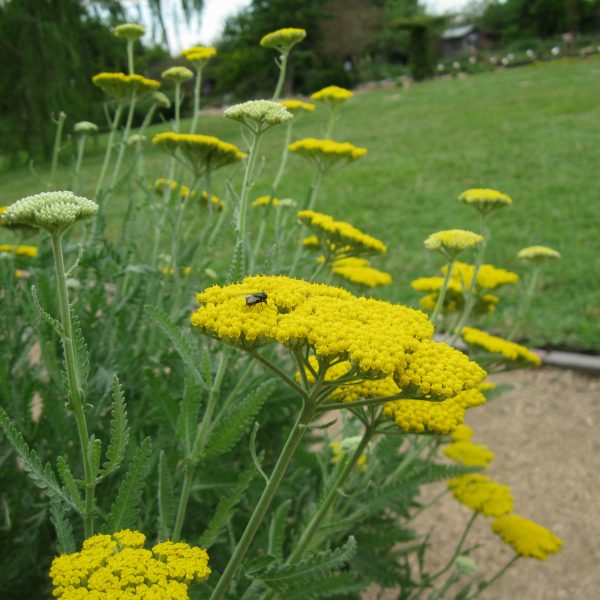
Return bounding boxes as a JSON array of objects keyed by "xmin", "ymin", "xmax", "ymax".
[
  {"xmin": 104, "ymin": 437, "xmax": 152, "ymax": 532},
  {"xmin": 70, "ymin": 308, "xmax": 89, "ymax": 395},
  {"xmin": 144, "ymin": 304, "xmax": 209, "ymax": 391},
  {"xmin": 199, "ymin": 464, "xmax": 256, "ymax": 548},
  {"xmin": 57, "ymin": 456, "xmax": 84, "ymax": 512},
  {"xmin": 100, "ymin": 375, "xmax": 130, "ymax": 479},
  {"xmin": 268, "ymin": 499, "xmax": 292, "ymax": 560},
  {"xmin": 202, "ymin": 379, "xmax": 276, "ymax": 460},
  {"xmin": 228, "ymin": 238, "xmax": 246, "ymax": 283},
  {"xmin": 0, "ymin": 406, "xmax": 76, "ymax": 509},
  {"xmin": 271, "ymin": 571, "xmax": 367, "ymax": 599},
  {"xmin": 177, "ymin": 374, "xmax": 203, "ymax": 458},
  {"xmin": 49, "ymin": 499, "xmax": 75, "ymax": 554}
]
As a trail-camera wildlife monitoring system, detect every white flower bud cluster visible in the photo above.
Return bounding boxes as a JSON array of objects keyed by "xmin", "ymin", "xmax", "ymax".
[
  {"xmin": 74, "ymin": 121, "xmax": 98, "ymax": 134},
  {"xmin": 1, "ymin": 191, "xmax": 98, "ymax": 233},
  {"xmin": 224, "ymin": 100, "xmax": 293, "ymax": 128}
]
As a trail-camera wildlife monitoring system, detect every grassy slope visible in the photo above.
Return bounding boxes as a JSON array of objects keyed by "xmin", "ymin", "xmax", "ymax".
[{"xmin": 1, "ymin": 58, "xmax": 599, "ymax": 349}]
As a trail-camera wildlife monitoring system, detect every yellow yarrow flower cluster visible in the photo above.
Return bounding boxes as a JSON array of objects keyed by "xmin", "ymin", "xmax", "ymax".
[
  {"xmin": 50, "ymin": 529, "xmax": 210, "ymax": 599},
  {"xmin": 92, "ymin": 73, "xmax": 160, "ymax": 99},
  {"xmin": 280, "ymin": 99, "xmax": 316, "ymax": 114},
  {"xmin": 310, "ymin": 85, "xmax": 353, "ymax": 105},
  {"xmin": 259, "ymin": 28, "xmax": 306, "ymax": 52},
  {"xmin": 462, "ymin": 326, "xmax": 541, "ymax": 366},
  {"xmin": 517, "ymin": 245, "xmax": 561, "ymax": 263},
  {"xmin": 252, "ymin": 195, "xmax": 280, "ymax": 208},
  {"xmin": 162, "ymin": 66, "xmax": 194, "ymax": 82},
  {"xmin": 449, "ymin": 262, "xmax": 519, "ymax": 290},
  {"xmin": 458, "ymin": 188, "xmax": 512, "ymax": 214},
  {"xmin": 331, "ymin": 257, "xmax": 392, "ymax": 288},
  {"xmin": 424, "ymin": 229, "xmax": 484, "ymax": 259},
  {"xmin": 0, "ymin": 244, "xmax": 38, "ymax": 258},
  {"xmin": 154, "ymin": 179, "xmax": 224, "ymax": 209},
  {"xmin": 448, "ymin": 474, "xmax": 514, "ymax": 517},
  {"xmin": 152, "ymin": 133, "xmax": 245, "ymax": 177},
  {"xmin": 491, "ymin": 515, "xmax": 563, "ymax": 560},
  {"xmin": 289, "ymin": 138, "xmax": 366, "ymax": 173},
  {"xmin": 192, "ymin": 275, "xmax": 485, "ymax": 399},
  {"xmin": 451, "ymin": 424, "xmax": 474, "ymax": 442},
  {"xmin": 444, "ymin": 440, "xmax": 495, "ymax": 467},
  {"xmin": 181, "ymin": 46, "xmax": 217, "ymax": 68},
  {"xmin": 298, "ymin": 210, "xmax": 387, "ymax": 258}
]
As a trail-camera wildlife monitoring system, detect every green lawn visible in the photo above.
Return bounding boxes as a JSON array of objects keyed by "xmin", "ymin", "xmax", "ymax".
[{"xmin": 2, "ymin": 58, "xmax": 599, "ymax": 350}]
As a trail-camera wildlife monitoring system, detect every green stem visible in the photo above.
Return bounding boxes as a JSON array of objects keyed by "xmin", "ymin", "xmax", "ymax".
[
  {"xmin": 325, "ymin": 105, "xmax": 338, "ymax": 138},
  {"xmin": 273, "ymin": 120, "xmax": 293, "ymax": 191},
  {"xmin": 50, "ymin": 112, "xmax": 66, "ymax": 189},
  {"xmin": 110, "ymin": 94, "xmax": 137, "ymax": 189},
  {"xmin": 465, "ymin": 555, "xmax": 519, "ymax": 600},
  {"xmin": 127, "ymin": 39, "xmax": 135, "ymax": 75},
  {"xmin": 430, "ymin": 512, "xmax": 478, "ymax": 582},
  {"xmin": 95, "ymin": 103, "xmax": 124, "ymax": 197},
  {"xmin": 247, "ymin": 349, "xmax": 307, "ymax": 399},
  {"xmin": 190, "ymin": 68, "xmax": 203, "ymax": 134},
  {"xmin": 174, "ymin": 82, "xmax": 182, "ymax": 133},
  {"xmin": 508, "ymin": 267, "xmax": 540, "ymax": 341},
  {"xmin": 449, "ymin": 216, "xmax": 489, "ymax": 345},
  {"xmin": 209, "ymin": 400, "xmax": 315, "ymax": 600},
  {"xmin": 430, "ymin": 258, "xmax": 455, "ymax": 326},
  {"xmin": 51, "ymin": 232, "xmax": 94, "ymax": 536},
  {"xmin": 73, "ymin": 135, "xmax": 86, "ymax": 193},
  {"xmin": 272, "ymin": 52, "xmax": 289, "ymax": 100}
]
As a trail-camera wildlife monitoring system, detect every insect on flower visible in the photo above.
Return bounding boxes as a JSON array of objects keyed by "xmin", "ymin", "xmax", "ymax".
[{"xmin": 245, "ymin": 292, "xmax": 268, "ymax": 308}]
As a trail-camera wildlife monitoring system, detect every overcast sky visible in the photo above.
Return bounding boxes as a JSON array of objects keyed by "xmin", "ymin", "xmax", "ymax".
[{"xmin": 139, "ymin": 0, "xmax": 470, "ymax": 51}]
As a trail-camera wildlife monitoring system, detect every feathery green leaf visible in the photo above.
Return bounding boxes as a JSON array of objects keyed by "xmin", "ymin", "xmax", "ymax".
[
  {"xmin": 49, "ymin": 499, "xmax": 75, "ymax": 554},
  {"xmin": 101, "ymin": 375, "xmax": 130, "ymax": 478},
  {"xmin": 57, "ymin": 456, "xmax": 84, "ymax": 512},
  {"xmin": 268, "ymin": 499, "xmax": 292, "ymax": 560}
]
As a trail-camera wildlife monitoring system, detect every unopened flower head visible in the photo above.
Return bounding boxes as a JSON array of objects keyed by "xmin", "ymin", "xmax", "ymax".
[
  {"xmin": 458, "ymin": 188, "xmax": 512, "ymax": 214},
  {"xmin": 192, "ymin": 275, "xmax": 485, "ymax": 399},
  {"xmin": 152, "ymin": 132, "xmax": 245, "ymax": 177},
  {"xmin": 444, "ymin": 440, "xmax": 495, "ymax": 467},
  {"xmin": 1, "ymin": 191, "xmax": 98, "ymax": 234},
  {"xmin": 225, "ymin": 100, "xmax": 293, "ymax": 131},
  {"xmin": 152, "ymin": 91, "xmax": 171, "ymax": 108},
  {"xmin": 92, "ymin": 73, "xmax": 160, "ymax": 99},
  {"xmin": 310, "ymin": 85, "xmax": 353, "ymax": 105},
  {"xmin": 73, "ymin": 121, "xmax": 98, "ymax": 135},
  {"xmin": 50, "ymin": 529, "xmax": 210, "ymax": 598},
  {"xmin": 162, "ymin": 66, "xmax": 194, "ymax": 82},
  {"xmin": 280, "ymin": 99, "xmax": 316, "ymax": 114},
  {"xmin": 127, "ymin": 134, "xmax": 147, "ymax": 145},
  {"xmin": 181, "ymin": 46, "xmax": 217, "ymax": 68},
  {"xmin": 260, "ymin": 28, "xmax": 306, "ymax": 52},
  {"xmin": 113, "ymin": 23, "xmax": 145, "ymax": 42},
  {"xmin": 448, "ymin": 474, "xmax": 514, "ymax": 517},
  {"xmin": 425, "ymin": 229, "xmax": 484, "ymax": 259},
  {"xmin": 491, "ymin": 515, "xmax": 563, "ymax": 560},
  {"xmin": 298, "ymin": 210, "xmax": 387, "ymax": 258},
  {"xmin": 517, "ymin": 245, "xmax": 561, "ymax": 263},
  {"xmin": 462, "ymin": 326, "xmax": 541, "ymax": 366},
  {"xmin": 289, "ymin": 138, "xmax": 366, "ymax": 173}
]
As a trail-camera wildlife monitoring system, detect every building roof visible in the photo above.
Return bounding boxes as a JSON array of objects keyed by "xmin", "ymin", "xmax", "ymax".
[{"xmin": 442, "ymin": 24, "xmax": 477, "ymax": 40}]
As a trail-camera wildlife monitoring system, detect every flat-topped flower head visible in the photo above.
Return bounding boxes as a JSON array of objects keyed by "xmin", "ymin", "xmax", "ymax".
[
  {"xmin": 298, "ymin": 210, "xmax": 387, "ymax": 258},
  {"xmin": 50, "ymin": 529, "xmax": 211, "ymax": 598},
  {"xmin": 458, "ymin": 188, "xmax": 512, "ymax": 214},
  {"xmin": 92, "ymin": 72, "xmax": 160, "ymax": 99},
  {"xmin": 448, "ymin": 474, "xmax": 514, "ymax": 517},
  {"xmin": 260, "ymin": 28, "xmax": 306, "ymax": 52},
  {"xmin": 252, "ymin": 195, "xmax": 280, "ymax": 208},
  {"xmin": 311, "ymin": 85, "xmax": 353, "ymax": 105},
  {"xmin": 332, "ymin": 258, "xmax": 392, "ymax": 288},
  {"xmin": 181, "ymin": 46, "xmax": 217, "ymax": 68},
  {"xmin": 462, "ymin": 326, "xmax": 541, "ymax": 366},
  {"xmin": 162, "ymin": 66, "xmax": 194, "ymax": 83},
  {"xmin": 289, "ymin": 138, "xmax": 366, "ymax": 173},
  {"xmin": 113, "ymin": 23, "xmax": 145, "ymax": 42},
  {"xmin": 152, "ymin": 91, "xmax": 171, "ymax": 108},
  {"xmin": 1, "ymin": 191, "xmax": 98, "ymax": 235},
  {"xmin": 73, "ymin": 121, "xmax": 98, "ymax": 135},
  {"xmin": 517, "ymin": 245, "xmax": 561, "ymax": 264},
  {"xmin": 154, "ymin": 179, "xmax": 224, "ymax": 209},
  {"xmin": 0, "ymin": 244, "xmax": 38, "ymax": 258},
  {"xmin": 451, "ymin": 424, "xmax": 474, "ymax": 442},
  {"xmin": 152, "ymin": 133, "xmax": 245, "ymax": 177},
  {"xmin": 225, "ymin": 100, "xmax": 293, "ymax": 131},
  {"xmin": 280, "ymin": 99, "xmax": 316, "ymax": 114},
  {"xmin": 425, "ymin": 229, "xmax": 484, "ymax": 259},
  {"xmin": 448, "ymin": 261, "xmax": 519, "ymax": 290},
  {"xmin": 444, "ymin": 440, "xmax": 495, "ymax": 467},
  {"xmin": 192, "ymin": 275, "xmax": 485, "ymax": 400},
  {"xmin": 492, "ymin": 515, "xmax": 563, "ymax": 560}
]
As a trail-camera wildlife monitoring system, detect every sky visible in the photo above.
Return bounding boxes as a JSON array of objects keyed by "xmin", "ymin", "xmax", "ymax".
[{"xmin": 138, "ymin": 0, "xmax": 471, "ymax": 52}]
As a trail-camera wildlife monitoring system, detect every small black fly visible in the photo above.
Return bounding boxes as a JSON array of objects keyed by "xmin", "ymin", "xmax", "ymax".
[{"xmin": 245, "ymin": 292, "xmax": 268, "ymax": 308}]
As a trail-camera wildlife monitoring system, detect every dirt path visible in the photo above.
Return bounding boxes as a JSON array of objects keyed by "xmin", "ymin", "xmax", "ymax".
[{"xmin": 367, "ymin": 368, "xmax": 600, "ymax": 599}]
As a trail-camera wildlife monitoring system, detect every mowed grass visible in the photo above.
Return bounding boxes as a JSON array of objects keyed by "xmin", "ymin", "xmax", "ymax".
[{"xmin": 1, "ymin": 57, "xmax": 599, "ymax": 350}]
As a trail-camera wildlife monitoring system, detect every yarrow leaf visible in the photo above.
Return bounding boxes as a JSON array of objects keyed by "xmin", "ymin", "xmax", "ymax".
[
  {"xmin": 177, "ymin": 374, "xmax": 204, "ymax": 457},
  {"xmin": 199, "ymin": 464, "xmax": 256, "ymax": 548},
  {"xmin": 0, "ymin": 407, "xmax": 76, "ymax": 509},
  {"xmin": 104, "ymin": 437, "xmax": 152, "ymax": 532},
  {"xmin": 70, "ymin": 308, "xmax": 90, "ymax": 395},
  {"xmin": 268, "ymin": 499, "xmax": 292, "ymax": 560},
  {"xmin": 57, "ymin": 456, "xmax": 84, "ymax": 512},
  {"xmin": 100, "ymin": 375, "xmax": 130, "ymax": 478},
  {"xmin": 144, "ymin": 304, "xmax": 209, "ymax": 391},
  {"xmin": 30, "ymin": 285, "xmax": 63, "ymax": 336},
  {"xmin": 49, "ymin": 499, "xmax": 76, "ymax": 554},
  {"xmin": 271, "ymin": 572, "xmax": 367, "ymax": 599},
  {"xmin": 203, "ymin": 379, "xmax": 276, "ymax": 460}
]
